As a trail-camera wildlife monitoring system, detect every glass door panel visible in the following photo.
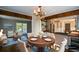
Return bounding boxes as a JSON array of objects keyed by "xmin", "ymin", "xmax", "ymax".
[
  {"xmin": 16, "ymin": 23, "xmax": 23, "ymax": 32},
  {"xmin": 16, "ymin": 23, "xmax": 27, "ymax": 34},
  {"xmin": 23, "ymin": 23, "xmax": 27, "ymax": 33}
]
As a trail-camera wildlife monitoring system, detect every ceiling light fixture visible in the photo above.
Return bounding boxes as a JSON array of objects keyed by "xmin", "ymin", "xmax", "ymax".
[{"xmin": 33, "ymin": 6, "xmax": 45, "ymax": 20}]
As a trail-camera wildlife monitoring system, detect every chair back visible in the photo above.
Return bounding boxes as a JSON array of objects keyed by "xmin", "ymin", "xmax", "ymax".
[
  {"xmin": 50, "ymin": 33, "xmax": 56, "ymax": 39},
  {"xmin": 27, "ymin": 33, "xmax": 33, "ymax": 38},
  {"xmin": 43, "ymin": 33, "xmax": 56, "ymax": 39},
  {"xmin": 0, "ymin": 34, "xmax": 7, "ymax": 45},
  {"xmin": 59, "ymin": 38, "xmax": 67, "ymax": 52},
  {"xmin": 17, "ymin": 39, "xmax": 28, "ymax": 52},
  {"xmin": 43, "ymin": 32, "xmax": 50, "ymax": 37}
]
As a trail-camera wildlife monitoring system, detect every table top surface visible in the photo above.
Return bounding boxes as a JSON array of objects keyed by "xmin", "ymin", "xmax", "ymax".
[{"xmin": 28, "ymin": 37, "xmax": 55, "ymax": 47}]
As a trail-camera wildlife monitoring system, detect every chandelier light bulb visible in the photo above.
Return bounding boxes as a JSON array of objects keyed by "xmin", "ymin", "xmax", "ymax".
[{"xmin": 33, "ymin": 6, "xmax": 45, "ymax": 19}]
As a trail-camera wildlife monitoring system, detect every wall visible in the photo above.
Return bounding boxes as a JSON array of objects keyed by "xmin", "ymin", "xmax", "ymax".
[
  {"xmin": 47, "ymin": 16, "xmax": 76, "ymax": 33},
  {"xmin": 0, "ymin": 16, "xmax": 32, "ymax": 33}
]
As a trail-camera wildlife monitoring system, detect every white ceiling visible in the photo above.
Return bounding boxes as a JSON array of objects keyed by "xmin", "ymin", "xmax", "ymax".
[{"xmin": 0, "ymin": 6, "xmax": 79, "ymax": 16}]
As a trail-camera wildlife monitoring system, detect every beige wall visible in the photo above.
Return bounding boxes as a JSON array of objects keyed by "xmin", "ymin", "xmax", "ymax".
[{"xmin": 48, "ymin": 17, "xmax": 76, "ymax": 33}]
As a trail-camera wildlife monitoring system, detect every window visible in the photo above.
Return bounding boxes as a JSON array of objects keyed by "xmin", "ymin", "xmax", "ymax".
[{"xmin": 16, "ymin": 23, "xmax": 27, "ymax": 34}]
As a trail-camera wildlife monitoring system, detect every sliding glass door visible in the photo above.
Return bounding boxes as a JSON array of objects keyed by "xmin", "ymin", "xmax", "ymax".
[{"xmin": 16, "ymin": 23, "xmax": 27, "ymax": 34}]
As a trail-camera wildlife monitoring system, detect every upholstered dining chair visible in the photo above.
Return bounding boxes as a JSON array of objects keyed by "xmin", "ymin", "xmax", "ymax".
[
  {"xmin": 43, "ymin": 33, "xmax": 56, "ymax": 39},
  {"xmin": 17, "ymin": 39, "xmax": 31, "ymax": 52},
  {"xmin": 0, "ymin": 34, "xmax": 7, "ymax": 47},
  {"xmin": 50, "ymin": 33, "xmax": 56, "ymax": 39},
  {"xmin": 50, "ymin": 38, "xmax": 67, "ymax": 52},
  {"xmin": 1, "ymin": 34, "xmax": 7, "ymax": 44},
  {"xmin": 46, "ymin": 33, "xmax": 56, "ymax": 49},
  {"xmin": 27, "ymin": 33, "xmax": 33, "ymax": 38},
  {"xmin": 58, "ymin": 38, "xmax": 67, "ymax": 52}
]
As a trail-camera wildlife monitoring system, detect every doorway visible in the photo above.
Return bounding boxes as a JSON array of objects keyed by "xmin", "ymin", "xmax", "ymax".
[
  {"xmin": 50, "ymin": 24, "xmax": 55, "ymax": 33},
  {"xmin": 65, "ymin": 23, "xmax": 70, "ymax": 33}
]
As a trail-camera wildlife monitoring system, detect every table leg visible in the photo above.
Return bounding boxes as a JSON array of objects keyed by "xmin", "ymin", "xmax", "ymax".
[{"xmin": 37, "ymin": 47, "xmax": 44, "ymax": 52}]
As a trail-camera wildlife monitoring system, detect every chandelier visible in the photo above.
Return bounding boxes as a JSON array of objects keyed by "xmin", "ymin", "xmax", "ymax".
[{"xmin": 33, "ymin": 6, "xmax": 45, "ymax": 18}]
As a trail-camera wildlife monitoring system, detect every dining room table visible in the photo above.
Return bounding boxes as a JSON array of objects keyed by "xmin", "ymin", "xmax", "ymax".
[{"xmin": 28, "ymin": 36, "xmax": 55, "ymax": 52}]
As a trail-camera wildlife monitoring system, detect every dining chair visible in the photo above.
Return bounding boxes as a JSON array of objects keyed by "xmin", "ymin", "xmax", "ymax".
[
  {"xmin": 50, "ymin": 38, "xmax": 67, "ymax": 52},
  {"xmin": 46, "ymin": 33, "xmax": 56, "ymax": 49},
  {"xmin": 58, "ymin": 38, "xmax": 67, "ymax": 52},
  {"xmin": 17, "ymin": 38, "xmax": 31, "ymax": 52},
  {"xmin": 44, "ymin": 33, "xmax": 56, "ymax": 39},
  {"xmin": 0, "ymin": 34, "xmax": 7, "ymax": 47},
  {"xmin": 50, "ymin": 33, "xmax": 56, "ymax": 39},
  {"xmin": 13, "ymin": 32, "xmax": 18, "ymax": 41},
  {"xmin": 1, "ymin": 34, "xmax": 7, "ymax": 44},
  {"xmin": 43, "ymin": 32, "xmax": 50, "ymax": 38},
  {"xmin": 27, "ymin": 33, "xmax": 33, "ymax": 38}
]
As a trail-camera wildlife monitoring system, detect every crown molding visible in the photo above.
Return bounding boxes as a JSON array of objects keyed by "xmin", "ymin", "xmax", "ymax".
[
  {"xmin": 44, "ymin": 9, "xmax": 79, "ymax": 20},
  {"xmin": 0, "ymin": 9, "xmax": 32, "ymax": 20}
]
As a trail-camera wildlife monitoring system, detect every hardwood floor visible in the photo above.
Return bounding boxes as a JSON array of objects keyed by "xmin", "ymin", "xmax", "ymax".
[
  {"xmin": 0, "ymin": 34, "xmax": 68, "ymax": 52},
  {"xmin": 55, "ymin": 34, "xmax": 67, "ymax": 45},
  {"xmin": 0, "ymin": 44, "xmax": 19, "ymax": 52}
]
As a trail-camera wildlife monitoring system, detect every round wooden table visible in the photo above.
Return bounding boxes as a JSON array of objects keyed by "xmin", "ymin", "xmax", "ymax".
[{"xmin": 28, "ymin": 37, "xmax": 55, "ymax": 52}]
